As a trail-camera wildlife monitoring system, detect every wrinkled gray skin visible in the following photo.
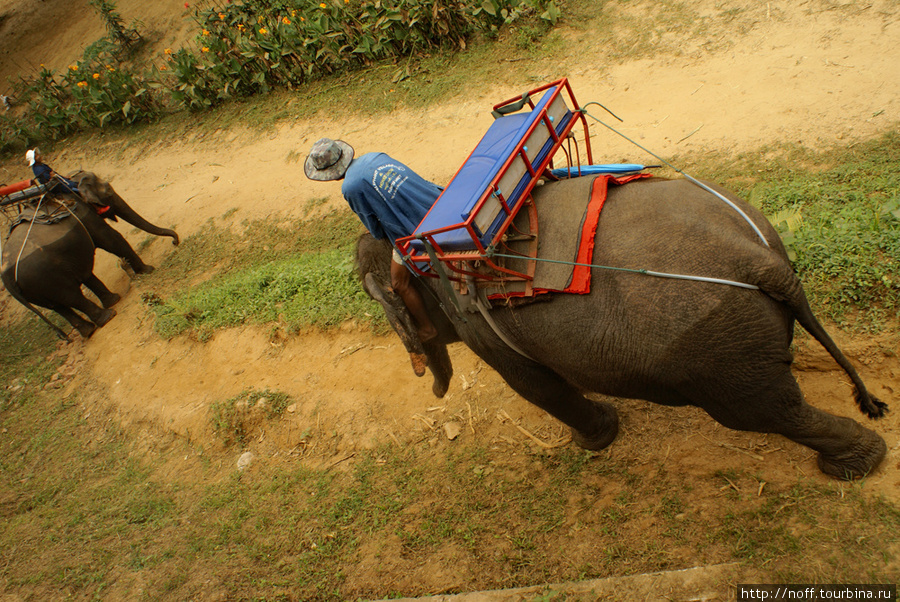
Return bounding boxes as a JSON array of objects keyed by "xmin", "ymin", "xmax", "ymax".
[
  {"xmin": 1, "ymin": 172, "xmax": 179, "ymax": 340},
  {"xmin": 357, "ymin": 177, "xmax": 888, "ymax": 480}
]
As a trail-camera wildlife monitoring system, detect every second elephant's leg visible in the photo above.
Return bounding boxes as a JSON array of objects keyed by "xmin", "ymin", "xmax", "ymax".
[
  {"xmin": 84, "ymin": 275, "xmax": 121, "ymax": 308},
  {"xmin": 92, "ymin": 222, "xmax": 154, "ymax": 274},
  {"xmin": 49, "ymin": 306, "xmax": 101, "ymax": 339},
  {"xmin": 53, "ymin": 286, "xmax": 117, "ymax": 334}
]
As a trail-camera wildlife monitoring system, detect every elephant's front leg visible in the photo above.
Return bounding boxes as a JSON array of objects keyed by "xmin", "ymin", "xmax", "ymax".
[
  {"xmin": 84, "ymin": 274, "xmax": 121, "ymax": 308},
  {"xmin": 486, "ymin": 348, "xmax": 619, "ymax": 450},
  {"xmin": 93, "ymin": 222, "xmax": 154, "ymax": 274}
]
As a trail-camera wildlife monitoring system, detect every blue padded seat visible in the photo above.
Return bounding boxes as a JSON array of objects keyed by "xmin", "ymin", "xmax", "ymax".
[{"xmin": 408, "ymin": 86, "xmax": 572, "ymax": 252}]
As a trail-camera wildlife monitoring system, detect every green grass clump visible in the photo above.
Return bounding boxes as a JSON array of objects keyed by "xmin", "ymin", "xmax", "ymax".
[
  {"xmin": 147, "ymin": 247, "xmax": 380, "ymax": 339},
  {"xmin": 210, "ymin": 388, "xmax": 294, "ymax": 447}
]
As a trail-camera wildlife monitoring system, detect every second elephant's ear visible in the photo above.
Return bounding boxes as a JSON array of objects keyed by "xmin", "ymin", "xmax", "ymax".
[
  {"xmin": 363, "ymin": 272, "xmax": 428, "ymax": 376},
  {"xmin": 74, "ymin": 173, "xmax": 117, "ymax": 221}
]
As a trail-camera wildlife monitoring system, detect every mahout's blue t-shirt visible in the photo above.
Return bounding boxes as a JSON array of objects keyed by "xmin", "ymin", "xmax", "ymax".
[
  {"xmin": 341, "ymin": 153, "xmax": 441, "ymax": 244},
  {"xmin": 32, "ymin": 163, "xmax": 79, "ymax": 195}
]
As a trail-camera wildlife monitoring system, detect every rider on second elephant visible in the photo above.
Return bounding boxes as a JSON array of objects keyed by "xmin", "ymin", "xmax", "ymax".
[
  {"xmin": 304, "ymin": 138, "xmax": 441, "ymax": 348},
  {"xmin": 26, "ymin": 148, "xmax": 80, "ymax": 197}
]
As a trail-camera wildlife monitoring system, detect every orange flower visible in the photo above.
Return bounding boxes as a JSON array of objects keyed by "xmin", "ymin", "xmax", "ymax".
[
  {"xmin": 160, "ymin": 64, "xmax": 168, "ymax": 71},
  {"xmin": 319, "ymin": 2, "xmax": 326, "ymax": 7},
  {"xmin": 202, "ymin": 29, "xmax": 210, "ymax": 35},
  {"xmin": 282, "ymin": 17, "xmax": 291, "ymax": 24},
  {"xmin": 291, "ymin": 9, "xmax": 297, "ymax": 16},
  {"xmin": 218, "ymin": 12, "xmax": 225, "ymax": 18},
  {"xmin": 77, "ymin": 81, "xmax": 87, "ymax": 88},
  {"xmin": 165, "ymin": 48, "xmax": 173, "ymax": 55},
  {"xmin": 69, "ymin": 65, "xmax": 78, "ymax": 71},
  {"xmin": 92, "ymin": 73, "xmax": 100, "ymax": 79},
  {"xmin": 259, "ymin": 27, "xmax": 268, "ymax": 34},
  {"xmin": 202, "ymin": 46, "xmax": 210, "ymax": 52}
]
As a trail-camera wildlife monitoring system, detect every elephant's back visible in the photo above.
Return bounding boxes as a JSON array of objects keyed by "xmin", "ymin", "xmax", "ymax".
[
  {"xmin": 500, "ymin": 177, "xmax": 796, "ymax": 393},
  {"xmin": 2, "ymin": 219, "xmax": 94, "ymax": 274},
  {"xmin": 594, "ymin": 177, "xmax": 785, "ymax": 273}
]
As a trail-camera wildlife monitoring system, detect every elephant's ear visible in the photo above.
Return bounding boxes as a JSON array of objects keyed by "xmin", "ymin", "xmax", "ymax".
[{"xmin": 364, "ymin": 272, "xmax": 428, "ymax": 376}]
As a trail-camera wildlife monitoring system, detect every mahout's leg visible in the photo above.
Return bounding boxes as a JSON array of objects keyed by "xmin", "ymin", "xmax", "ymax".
[
  {"xmin": 423, "ymin": 339, "xmax": 452, "ymax": 398},
  {"xmin": 84, "ymin": 274, "xmax": 121, "ymax": 308},
  {"xmin": 699, "ymin": 370, "xmax": 886, "ymax": 480}
]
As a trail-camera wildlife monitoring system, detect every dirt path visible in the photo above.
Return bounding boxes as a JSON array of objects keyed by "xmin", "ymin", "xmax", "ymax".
[{"xmin": 2, "ymin": 0, "xmax": 899, "ymax": 500}]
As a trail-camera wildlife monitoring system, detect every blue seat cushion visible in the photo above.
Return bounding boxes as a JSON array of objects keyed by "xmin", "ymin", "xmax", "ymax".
[{"xmin": 409, "ymin": 87, "xmax": 572, "ymax": 252}]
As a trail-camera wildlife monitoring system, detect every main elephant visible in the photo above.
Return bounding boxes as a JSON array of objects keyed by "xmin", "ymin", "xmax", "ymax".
[
  {"xmin": 1, "ymin": 172, "xmax": 179, "ymax": 339},
  {"xmin": 356, "ymin": 176, "xmax": 888, "ymax": 480}
]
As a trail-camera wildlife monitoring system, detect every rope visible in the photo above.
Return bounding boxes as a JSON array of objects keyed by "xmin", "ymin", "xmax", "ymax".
[
  {"xmin": 14, "ymin": 195, "xmax": 45, "ymax": 283},
  {"xmin": 488, "ymin": 251, "xmax": 760, "ymax": 290},
  {"xmin": 5, "ymin": 176, "xmax": 94, "ymax": 283},
  {"xmin": 580, "ymin": 104, "xmax": 771, "ymax": 248}
]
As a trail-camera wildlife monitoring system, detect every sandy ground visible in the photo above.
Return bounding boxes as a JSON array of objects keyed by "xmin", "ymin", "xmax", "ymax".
[{"xmin": 1, "ymin": 0, "xmax": 899, "ymax": 588}]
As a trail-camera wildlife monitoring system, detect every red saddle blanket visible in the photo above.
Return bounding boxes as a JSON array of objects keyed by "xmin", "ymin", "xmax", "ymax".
[{"xmin": 484, "ymin": 172, "xmax": 651, "ymax": 301}]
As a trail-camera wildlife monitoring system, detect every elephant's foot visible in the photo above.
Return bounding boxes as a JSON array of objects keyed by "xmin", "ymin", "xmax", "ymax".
[
  {"xmin": 816, "ymin": 426, "xmax": 887, "ymax": 480},
  {"xmin": 121, "ymin": 258, "xmax": 154, "ymax": 275},
  {"xmin": 570, "ymin": 400, "xmax": 619, "ymax": 451},
  {"xmin": 76, "ymin": 323, "xmax": 98, "ymax": 339},
  {"xmin": 100, "ymin": 292, "xmax": 121, "ymax": 309},
  {"xmin": 94, "ymin": 308, "xmax": 117, "ymax": 328}
]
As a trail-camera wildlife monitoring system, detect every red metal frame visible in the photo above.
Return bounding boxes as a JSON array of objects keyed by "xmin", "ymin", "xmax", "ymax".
[{"xmin": 396, "ymin": 78, "xmax": 593, "ymax": 283}]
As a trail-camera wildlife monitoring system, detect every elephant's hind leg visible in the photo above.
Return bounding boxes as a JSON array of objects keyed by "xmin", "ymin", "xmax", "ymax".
[
  {"xmin": 51, "ymin": 306, "xmax": 100, "ymax": 339},
  {"xmin": 492, "ymin": 356, "xmax": 619, "ymax": 450},
  {"xmin": 701, "ymin": 371, "xmax": 886, "ymax": 480},
  {"xmin": 84, "ymin": 275, "xmax": 121, "ymax": 308},
  {"xmin": 54, "ymin": 288, "xmax": 117, "ymax": 337}
]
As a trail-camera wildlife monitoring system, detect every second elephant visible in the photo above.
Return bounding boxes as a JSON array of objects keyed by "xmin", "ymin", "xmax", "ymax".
[{"xmin": 1, "ymin": 172, "xmax": 179, "ymax": 339}]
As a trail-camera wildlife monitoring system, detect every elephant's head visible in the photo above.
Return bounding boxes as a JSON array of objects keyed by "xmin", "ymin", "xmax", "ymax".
[
  {"xmin": 75, "ymin": 172, "xmax": 180, "ymax": 246},
  {"xmin": 355, "ymin": 233, "xmax": 456, "ymax": 398}
]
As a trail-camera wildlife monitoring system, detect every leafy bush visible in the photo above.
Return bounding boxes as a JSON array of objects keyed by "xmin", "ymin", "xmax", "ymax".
[
  {"xmin": 1, "ymin": 0, "xmax": 562, "ymax": 150},
  {"xmin": 158, "ymin": 0, "xmax": 562, "ymax": 110}
]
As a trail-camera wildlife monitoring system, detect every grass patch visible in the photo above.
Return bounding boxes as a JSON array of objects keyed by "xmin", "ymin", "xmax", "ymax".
[
  {"xmin": 210, "ymin": 388, "xmax": 294, "ymax": 447},
  {"xmin": 145, "ymin": 247, "xmax": 381, "ymax": 339},
  {"xmin": 679, "ymin": 131, "xmax": 900, "ymax": 329},
  {"xmin": 1, "ymin": 376, "xmax": 898, "ymax": 600},
  {"xmin": 139, "ymin": 209, "xmax": 383, "ymax": 339}
]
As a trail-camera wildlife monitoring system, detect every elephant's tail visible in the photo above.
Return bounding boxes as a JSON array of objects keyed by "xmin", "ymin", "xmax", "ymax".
[
  {"xmin": 757, "ymin": 261, "xmax": 887, "ymax": 419},
  {"xmin": 0, "ymin": 270, "xmax": 70, "ymax": 341}
]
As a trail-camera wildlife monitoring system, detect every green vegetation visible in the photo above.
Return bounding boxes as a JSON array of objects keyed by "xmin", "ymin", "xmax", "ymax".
[
  {"xmin": 685, "ymin": 132, "xmax": 900, "ymax": 328},
  {"xmin": 1, "ymin": 394, "xmax": 897, "ymax": 600},
  {"xmin": 210, "ymin": 388, "xmax": 294, "ymax": 446},
  {"xmin": 138, "ymin": 210, "xmax": 383, "ymax": 339},
  {"xmin": 0, "ymin": 0, "xmax": 560, "ymax": 151}
]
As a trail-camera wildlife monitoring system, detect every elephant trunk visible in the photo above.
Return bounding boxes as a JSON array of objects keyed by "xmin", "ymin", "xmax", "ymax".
[
  {"xmin": 108, "ymin": 190, "xmax": 180, "ymax": 245},
  {"xmin": 76, "ymin": 172, "xmax": 179, "ymax": 245}
]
